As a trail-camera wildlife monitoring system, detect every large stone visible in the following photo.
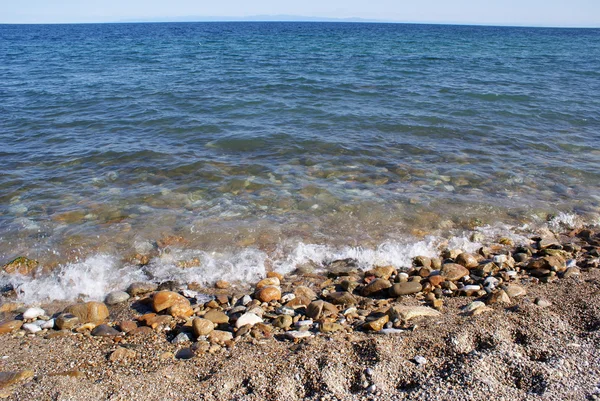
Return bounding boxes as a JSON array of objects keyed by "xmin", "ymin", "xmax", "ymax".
[
  {"xmin": 362, "ymin": 278, "xmax": 392, "ymax": 297},
  {"xmin": 22, "ymin": 307, "xmax": 45, "ymax": 320},
  {"xmin": 366, "ymin": 266, "xmax": 396, "ymax": 280},
  {"xmin": 192, "ymin": 318, "xmax": 215, "ymax": 337},
  {"xmin": 255, "ymin": 286, "xmax": 281, "ymax": 303},
  {"xmin": 440, "ymin": 263, "xmax": 469, "ymax": 281},
  {"xmin": 105, "ymin": 291, "xmax": 130, "ymax": 305},
  {"xmin": 387, "ymin": 305, "xmax": 441, "ymax": 322},
  {"xmin": 455, "ymin": 253, "xmax": 479, "ymax": 269},
  {"xmin": 294, "ymin": 286, "xmax": 318, "ymax": 300},
  {"xmin": 389, "ymin": 281, "xmax": 423, "ymax": 297},
  {"xmin": 0, "ymin": 321, "xmax": 23, "ymax": 335},
  {"xmin": 64, "ymin": 302, "xmax": 109, "ymax": 325},
  {"xmin": 306, "ymin": 300, "xmax": 338, "ymax": 320},
  {"xmin": 326, "ymin": 291, "xmax": 357, "ymax": 305},
  {"xmin": 2, "ymin": 257, "xmax": 38, "ymax": 275},
  {"xmin": 235, "ymin": 312, "xmax": 263, "ymax": 329},
  {"xmin": 203, "ymin": 310, "xmax": 229, "ymax": 324},
  {"xmin": 127, "ymin": 282, "xmax": 158, "ymax": 296}
]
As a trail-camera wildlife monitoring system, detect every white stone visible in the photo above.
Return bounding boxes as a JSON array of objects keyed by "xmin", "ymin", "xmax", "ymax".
[
  {"xmin": 22, "ymin": 323, "xmax": 42, "ymax": 333},
  {"xmin": 493, "ymin": 255, "xmax": 508, "ymax": 264},
  {"xmin": 241, "ymin": 295, "xmax": 253, "ymax": 306},
  {"xmin": 235, "ymin": 312, "xmax": 263, "ymax": 329},
  {"xmin": 295, "ymin": 320, "xmax": 313, "ymax": 328},
  {"xmin": 343, "ymin": 307, "xmax": 357, "ymax": 315},
  {"xmin": 378, "ymin": 328, "xmax": 405, "ymax": 335},
  {"xmin": 275, "ymin": 306, "xmax": 295, "ymax": 316},
  {"xmin": 567, "ymin": 259, "xmax": 577, "ymax": 268},
  {"xmin": 284, "ymin": 331, "xmax": 313, "ymax": 340},
  {"xmin": 23, "ymin": 307, "xmax": 45, "ymax": 320},
  {"xmin": 414, "ymin": 355, "xmax": 427, "ymax": 365},
  {"xmin": 463, "ymin": 301, "xmax": 486, "ymax": 313},
  {"xmin": 39, "ymin": 319, "xmax": 55, "ymax": 329},
  {"xmin": 462, "ymin": 285, "xmax": 481, "ymax": 292},
  {"xmin": 281, "ymin": 293, "xmax": 296, "ymax": 303}
]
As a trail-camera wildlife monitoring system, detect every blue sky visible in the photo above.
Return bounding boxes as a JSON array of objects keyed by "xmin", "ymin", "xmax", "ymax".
[{"xmin": 1, "ymin": 0, "xmax": 599, "ymax": 27}]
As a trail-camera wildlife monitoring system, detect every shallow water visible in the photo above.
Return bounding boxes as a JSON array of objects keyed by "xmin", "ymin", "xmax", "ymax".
[{"xmin": 1, "ymin": 22, "xmax": 599, "ymax": 302}]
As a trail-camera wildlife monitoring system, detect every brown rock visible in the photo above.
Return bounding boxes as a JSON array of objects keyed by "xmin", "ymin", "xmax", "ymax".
[
  {"xmin": 256, "ymin": 277, "xmax": 280, "ymax": 290},
  {"xmin": 267, "ymin": 271, "xmax": 284, "ymax": 281},
  {"xmin": 2, "ymin": 257, "xmax": 38, "ymax": 275},
  {"xmin": 504, "ymin": 285, "xmax": 527, "ymax": 298},
  {"xmin": 203, "ymin": 310, "xmax": 229, "ymax": 325},
  {"xmin": 306, "ymin": 300, "xmax": 338, "ymax": 320},
  {"xmin": 294, "ymin": 286, "xmax": 318, "ymax": 300},
  {"xmin": 326, "ymin": 291, "xmax": 357, "ymax": 305},
  {"xmin": 428, "ymin": 275, "xmax": 444, "ymax": 287},
  {"xmin": 167, "ymin": 301, "xmax": 194, "ymax": 319},
  {"xmin": 455, "ymin": 253, "xmax": 479, "ymax": 269},
  {"xmin": 109, "ymin": 347, "xmax": 136, "ymax": 362},
  {"xmin": 127, "ymin": 282, "xmax": 158, "ymax": 296},
  {"xmin": 440, "ymin": 263, "xmax": 469, "ymax": 281},
  {"xmin": 320, "ymin": 322, "xmax": 344, "ymax": 333},
  {"xmin": 192, "ymin": 318, "xmax": 215, "ymax": 337},
  {"xmin": 255, "ymin": 286, "xmax": 281, "ymax": 303},
  {"xmin": 273, "ymin": 315, "xmax": 293, "ymax": 329},
  {"xmin": 91, "ymin": 324, "xmax": 120, "ymax": 337},
  {"xmin": 130, "ymin": 326, "xmax": 154, "ymax": 336},
  {"xmin": 208, "ymin": 330, "xmax": 233, "ymax": 344},
  {"xmin": 0, "ymin": 320, "xmax": 23, "ymax": 335},
  {"xmin": 362, "ymin": 278, "xmax": 392, "ymax": 297},
  {"xmin": 117, "ymin": 321, "xmax": 138, "ymax": 333},
  {"xmin": 389, "ymin": 281, "xmax": 422, "ymax": 297},
  {"xmin": 413, "ymin": 256, "xmax": 432, "ymax": 268},
  {"xmin": 387, "ymin": 305, "xmax": 441, "ymax": 321},
  {"xmin": 0, "ymin": 303, "xmax": 22, "ymax": 314},
  {"xmin": 284, "ymin": 295, "xmax": 311, "ymax": 308},
  {"xmin": 215, "ymin": 280, "xmax": 230, "ymax": 289},
  {"xmin": 64, "ymin": 302, "xmax": 109, "ymax": 325},
  {"xmin": 487, "ymin": 290, "xmax": 511, "ymax": 305},
  {"xmin": 55, "ymin": 314, "xmax": 79, "ymax": 330},
  {"xmin": 0, "ymin": 370, "xmax": 34, "ymax": 394},
  {"xmin": 152, "ymin": 291, "xmax": 190, "ymax": 314},
  {"xmin": 363, "ymin": 315, "xmax": 389, "ymax": 331},
  {"xmin": 366, "ymin": 266, "xmax": 396, "ymax": 280}
]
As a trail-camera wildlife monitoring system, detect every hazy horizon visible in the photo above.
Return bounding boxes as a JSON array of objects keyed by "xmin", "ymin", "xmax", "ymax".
[{"xmin": 1, "ymin": 0, "xmax": 599, "ymax": 28}]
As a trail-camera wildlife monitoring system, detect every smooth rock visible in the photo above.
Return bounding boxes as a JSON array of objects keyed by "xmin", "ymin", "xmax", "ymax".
[
  {"xmin": 294, "ymin": 286, "xmax": 318, "ymax": 300},
  {"xmin": 109, "ymin": 347, "xmax": 136, "ymax": 362},
  {"xmin": 326, "ymin": 291, "xmax": 358, "ymax": 305},
  {"xmin": 387, "ymin": 305, "xmax": 441, "ymax": 321},
  {"xmin": 273, "ymin": 315, "xmax": 293, "ymax": 329},
  {"xmin": 284, "ymin": 330, "xmax": 313, "ymax": 340},
  {"xmin": 0, "ymin": 321, "xmax": 23, "ymax": 335},
  {"xmin": 256, "ymin": 277, "xmax": 280, "ymax": 290},
  {"xmin": 0, "ymin": 370, "xmax": 34, "ymax": 392},
  {"xmin": 413, "ymin": 256, "xmax": 432, "ymax": 268},
  {"xmin": 378, "ymin": 328, "xmax": 405, "ymax": 335},
  {"xmin": 215, "ymin": 280, "xmax": 230, "ymax": 289},
  {"xmin": 440, "ymin": 263, "xmax": 469, "ymax": 281},
  {"xmin": 22, "ymin": 307, "xmax": 45, "ymax": 320},
  {"xmin": 192, "ymin": 318, "xmax": 215, "ymax": 337},
  {"xmin": 235, "ymin": 312, "xmax": 263, "ymax": 328},
  {"xmin": 267, "ymin": 271, "xmax": 284, "ymax": 281},
  {"xmin": 55, "ymin": 314, "xmax": 79, "ymax": 330},
  {"xmin": 363, "ymin": 315, "xmax": 389, "ymax": 331},
  {"xmin": 127, "ymin": 282, "xmax": 157, "ymax": 296},
  {"xmin": 306, "ymin": 300, "xmax": 337, "ymax": 320},
  {"xmin": 105, "ymin": 291, "xmax": 130, "ymax": 305},
  {"xmin": 38, "ymin": 319, "xmax": 55, "ymax": 330},
  {"xmin": 175, "ymin": 348, "xmax": 195, "ymax": 360},
  {"xmin": 456, "ymin": 253, "xmax": 479, "ymax": 269},
  {"xmin": 414, "ymin": 356, "xmax": 427, "ymax": 365},
  {"xmin": 487, "ymin": 290, "xmax": 511, "ymax": 305},
  {"xmin": 118, "ymin": 321, "xmax": 138, "ymax": 333},
  {"xmin": 203, "ymin": 310, "xmax": 229, "ymax": 324},
  {"xmin": 152, "ymin": 291, "xmax": 191, "ymax": 315},
  {"xmin": 320, "ymin": 322, "xmax": 344, "ymax": 333},
  {"xmin": 22, "ymin": 323, "xmax": 42, "ymax": 334},
  {"xmin": 362, "ymin": 278, "xmax": 392, "ymax": 297},
  {"xmin": 64, "ymin": 302, "xmax": 109, "ymax": 325},
  {"xmin": 504, "ymin": 285, "xmax": 527, "ymax": 298},
  {"xmin": 389, "ymin": 281, "xmax": 422, "ymax": 297},
  {"xmin": 171, "ymin": 332, "xmax": 193, "ymax": 344},
  {"xmin": 535, "ymin": 298, "xmax": 552, "ymax": 308},
  {"xmin": 91, "ymin": 324, "xmax": 120, "ymax": 337},
  {"xmin": 255, "ymin": 286, "xmax": 281, "ymax": 303},
  {"xmin": 366, "ymin": 266, "xmax": 396, "ymax": 280},
  {"xmin": 208, "ymin": 330, "xmax": 233, "ymax": 344}
]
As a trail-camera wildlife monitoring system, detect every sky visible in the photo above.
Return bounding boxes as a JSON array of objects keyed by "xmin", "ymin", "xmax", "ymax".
[{"xmin": 1, "ymin": 0, "xmax": 599, "ymax": 27}]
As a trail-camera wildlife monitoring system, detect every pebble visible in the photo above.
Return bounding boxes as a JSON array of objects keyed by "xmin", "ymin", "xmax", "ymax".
[
  {"xmin": 127, "ymin": 282, "xmax": 157, "ymax": 296},
  {"xmin": 281, "ymin": 293, "xmax": 296, "ymax": 303},
  {"xmin": 456, "ymin": 253, "xmax": 479, "ymax": 269},
  {"xmin": 378, "ymin": 328, "xmax": 405, "ymax": 335},
  {"xmin": 535, "ymin": 297, "xmax": 552, "ymax": 308},
  {"xmin": 0, "ymin": 320, "xmax": 23, "ymax": 335},
  {"xmin": 22, "ymin": 307, "xmax": 45, "ymax": 320},
  {"xmin": 208, "ymin": 330, "xmax": 233, "ymax": 344},
  {"xmin": 389, "ymin": 281, "xmax": 422, "ymax": 297},
  {"xmin": 273, "ymin": 315, "xmax": 293, "ymax": 329},
  {"xmin": 388, "ymin": 305, "xmax": 441, "ymax": 321},
  {"xmin": 91, "ymin": 324, "xmax": 120, "ymax": 337},
  {"xmin": 64, "ymin": 302, "xmax": 109, "ymax": 325},
  {"xmin": 152, "ymin": 291, "xmax": 192, "ymax": 318},
  {"xmin": 109, "ymin": 347, "xmax": 137, "ymax": 362},
  {"xmin": 22, "ymin": 323, "xmax": 42, "ymax": 334},
  {"xmin": 255, "ymin": 286, "xmax": 281, "ymax": 303},
  {"xmin": 275, "ymin": 306, "xmax": 295, "ymax": 316},
  {"xmin": 240, "ymin": 295, "xmax": 253, "ymax": 306},
  {"xmin": 55, "ymin": 314, "xmax": 80, "ymax": 330},
  {"xmin": 172, "ymin": 332, "xmax": 193, "ymax": 344},
  {"xmin": 203, "ymin": 310, "xmax": 229, "ymax": 324},
  {"xmin": 192, "ymin": 318, "xmax": 215, "ymax": 337},
  {"xmin": 284, "ymin": 330, "xmax": 313, "ymax": 340},
  {"xmin": 362, "ymin": 278, "xmax": 392, "ymax": 296},
  {"xmin": 105, "ymin": 291, "xmax": 130, "ymax": 305},
  {"xmin": 440, "ymin": 263, "xmax": 469, "ymax": 281},
  {"xmin": 414, "ymin": 355, "xmax": 427, "ymax": 365},
  {"xmin": 235, "ymin": 312, "xmax": 263, "ymax": 329},
  {"xmin": 175, "ymin": 348, "xmax": 195, "ymax": 360},
  {"xmin": 504, "ymin": 284, "xmax": 527, "ymax": 298}
]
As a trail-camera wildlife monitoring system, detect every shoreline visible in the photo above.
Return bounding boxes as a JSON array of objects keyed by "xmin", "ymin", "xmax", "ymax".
[{"xmin": 1, "ymin": 225, "xmax": 600, "ymax": 399}]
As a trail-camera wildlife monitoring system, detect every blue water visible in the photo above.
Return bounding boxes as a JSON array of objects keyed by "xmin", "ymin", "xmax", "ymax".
[{"xmin": 1, "ymin": 22, "xmax": 600, "ymax": 271}]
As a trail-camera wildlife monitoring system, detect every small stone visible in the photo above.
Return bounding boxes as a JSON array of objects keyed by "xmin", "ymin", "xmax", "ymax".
[
  {"xmin": 273, "ymin": 315, "xmax": 293, "ymax": 329},
  {"xmin": 413, "ymin": 256, "xmax": 431, "ymax": 268},
  {"xmin": 280, "ymin": 293, "xmax": 296, "ymax": 303},
  {"xmin": 387, "ymin": 305, "xmax": 441, "ymax": 321},
  {"xmin": 362, "ymin": 278, "xmax": 392, "ymax": 297},
  {"xmin": 378, "ymin": 328, "xmax": 405, "ymax": 335},
  {"xmin": 326, "ymin": 291, "xmax": 358, "ymax": 305},
  {"xmin": 414, "ymin": 355, "xmax": 427, "ymax": 365},
  {"xmin": 203, "ymin": 310, "xmax": 229, "ymax": 324},
  {"xmin": 363, "ymin": 315, "xmax": 389, "ymax": 331},
  {"xmin": 275, "ymin": 306, "xmax": 295, "ymax": 316},
  {"xmin": 366, "ymin": 384, "xmax": 377, "ymax": 394},
  {"xmin": 22, "ymin": 307, "xmax": 45, "ymax": 320},
  {"xmin": 208, "ymin": 330, "xmax": 233, "ymax": 344},
  {"xmin": 235, "ymin": 312, "xmax": 263, "ymax": 329},
  {"xmin": 118, "ymin": 321, "xmax": 138, "ymax": 333},
  {"xmin": 563, "ymin": 266, "xmax": 581, "ymax": 278},
  {"xmin": 22, "ymin": 323, "xmax": 42, "ymax": 334},
  {"xmin": 91, "ymin": 324, "xmax": 120, "ymax": 337},
  {"xmin": 109, "ymin": 347, "xmax": 136, "ymax": 362},
  {"xmin": 389, "ymin": 281, "xmax": 422, "ymax": 297},
  {"xmin": 175, "ymin": 348, "xmax": 195, "ymax": 360},
  {"xmin": 284, "ymin": 330, "xmax": 313, "ymax": 340},
  {"xmin": 463, "ymin": 301, "xmax": 487, "ymax": 314},
  {"xmin": 0, "ymin": 370, "xmax": 34, "ymax": 393},
  {"xmin": 2, "ymin": 257, "xmax": 38, "ymax": 275},
  {"xmin": 366, "ymin": 266, "xmax": 396, "ymax": 280},
  {"xmin": 152, "ymin": 291, "xmax": 192, "ymax": 317},
  {"xmin": 440, "ymin": 263, "xmax": 469, "ymax": 281},
  {"xmin": 455, "ymin": 253, "xmax": 479, "ymax": 269},
  {"xmin": 171, "ymin": 332, "xmax": 193, "ymax": 344},
  {"xmin": 504, "ymin": 285, "xmax": 527, "ymax": 298},
  {"xmin": 127, "ymin": 282, "xmax": 157, "ymax": 296},
  {"xmin": 294, "ymin": 286, "xmax": 318, "ymax": 300},
  {"xmin": 192, "ymin": 318, "xmax": 215, "ymax": 336},
  {"xmin": 256, "ymin": 277, "xmax": 280, "ymax": 290},
  {"xmin": 306, "ymin": 300, "xmax": 338, "ymax": 320},
  {"xmin": 0, "ymin": 321, "xmax": 23, "ymax": 335},
  {"xmin": 267, "ymin": 271, "xmax": 284, "ymax": 281},
  {"xmin": 105, "ymin": 291, "xmax": 130, "ymax": 305},
  {"xmin": 255, "ymin": 286, "xmax": 281, "ymax": 303},
  {"xmin": 215, "ymin": 280, "xmax": 230, "ymax": 289},
  {"xmin": 38, "ymin": 319, "xmax": 55, "ymax": 330},
  {"xmin": 64, "ymin": 302, "xmax": 109, "ymax": 325},
  {"xmin": 428, "ymin": 275, "xmax": 444, "ymax": 286},
  {"xmin": 487, "ymin": 290, "xmax": 511, "ymax": 305},
  {"xmin": 240, "ymin": 295, "xmax": 253, "ymax": 306},
  {"xmin": 55, "ymin": 314, "xmax": 79, "ymax": 330},
  {"xmin": 320, "ymin": 322, "xmax": 344, "ymax": 333},
  {"xmin": 535, "ymin": 298, "xmax": 552, "ymax": 308}
]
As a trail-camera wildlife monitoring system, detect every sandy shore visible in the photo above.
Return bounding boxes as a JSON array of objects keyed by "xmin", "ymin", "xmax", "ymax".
[{"xmin": 1, "ymin": 229, "xmax": 600, "ymax": 400}]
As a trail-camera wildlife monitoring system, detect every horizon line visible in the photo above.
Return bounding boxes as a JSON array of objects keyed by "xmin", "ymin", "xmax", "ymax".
[{"xmin": 1, "ymin": 15, "xmax": 599, "ymax": 29}]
